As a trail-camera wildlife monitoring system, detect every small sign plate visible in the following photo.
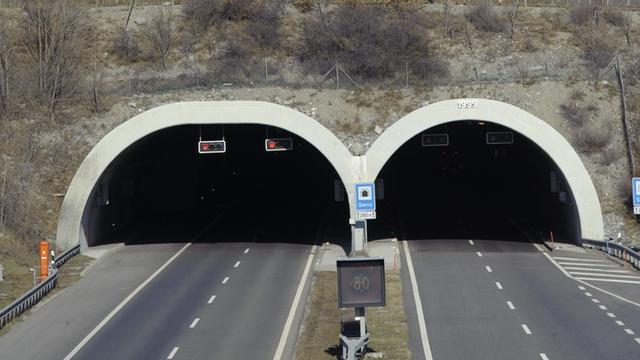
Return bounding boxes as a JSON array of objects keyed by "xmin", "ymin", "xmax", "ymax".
[
  {"xmin": 633, "ymin": 178, "xmax": 640, "ymax": 207},
  {"xmin": 634, "ymin": 207, "xmax": 640, "ymax": 215},
  {"xmin": 355, "ymin": 183, "xmax": 376, "ymax": 212},
  {"xmin": 355, "ymin": 211, "xmax": 376, "ymax": 220}
]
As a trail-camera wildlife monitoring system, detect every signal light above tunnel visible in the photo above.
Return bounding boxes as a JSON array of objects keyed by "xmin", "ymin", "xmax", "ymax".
[
  {"xmin": 265, "ymin": 138, "xmax": 293, "ymax": 152},
  {"xmin": 486, "ymin": 132, "xmax": 514, "ymax": 145},
  {"xmin": 198, "ymin": 140, "xmax": 226, "ymax": 154}
]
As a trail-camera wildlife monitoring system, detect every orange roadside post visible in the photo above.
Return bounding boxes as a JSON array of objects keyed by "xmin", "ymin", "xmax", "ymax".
[{"xmin": 39, "ymin": 240, "xmax": 49, "ymax": 282}]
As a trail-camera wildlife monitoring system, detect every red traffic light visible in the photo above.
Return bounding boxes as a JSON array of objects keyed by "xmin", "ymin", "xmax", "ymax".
[
  {"xmin": 198, "ymin": 140, "xmax": 226, "ymax": 154},
  {"xmin": 265, "ymin": 138, "xmax": 293, "ymax": 152}
]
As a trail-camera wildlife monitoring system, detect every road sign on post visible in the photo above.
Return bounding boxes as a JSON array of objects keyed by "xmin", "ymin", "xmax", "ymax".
[
  {"xmin": 337, "ymin": 257, "xmax": 385, "ymax": 308},
  {"xmin": 633, "ymin": 178, "xmax": 640, "ymax": 215},
  {"xmin": 355, "ymin": 183, "xmax": 376, "ymax": 220}
]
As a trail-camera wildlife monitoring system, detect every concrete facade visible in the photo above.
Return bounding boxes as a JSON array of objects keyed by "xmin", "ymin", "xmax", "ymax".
[{"xmin": 56, "ymin": 99, "xmax": 604, "ymax": 251}]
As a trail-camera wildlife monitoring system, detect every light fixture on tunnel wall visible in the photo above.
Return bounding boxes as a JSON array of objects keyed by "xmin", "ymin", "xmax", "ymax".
[
  {"xmin": 421, "ymin": 133, "xmax": 449, "ymax": 147},
  {"xmin": 486, "ymin": 131, "xmax": 514, "ymax": 145}
]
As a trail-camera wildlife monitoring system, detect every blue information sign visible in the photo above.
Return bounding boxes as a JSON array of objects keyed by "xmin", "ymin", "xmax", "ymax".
[
  {"xmin": 633, "ymin": 178, "xmax": 640, "ymax": 207},
  {"xmin": 355, "ymin": 183, "xmax": 376, "ymax": 212}
]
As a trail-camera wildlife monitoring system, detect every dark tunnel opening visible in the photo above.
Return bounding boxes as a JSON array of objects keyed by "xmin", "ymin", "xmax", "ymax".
[
  {"xmin": 369, "ymin": 120, "xmax": 580, "ymax": 244},
  {"xmin": 83, "ymin": 125, "xmax": 351, "ymax": 249}
]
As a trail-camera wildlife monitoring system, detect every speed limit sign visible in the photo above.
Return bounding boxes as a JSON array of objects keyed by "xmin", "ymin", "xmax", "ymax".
[{"xmin": 337, "ymin": 257, "xmax": 385, "ymax": 308}]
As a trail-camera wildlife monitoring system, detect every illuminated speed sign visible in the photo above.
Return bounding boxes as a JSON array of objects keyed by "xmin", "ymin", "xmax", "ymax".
[{"xmin": 337, "ymin": 257, "xmax": 385, "ymax": 308}]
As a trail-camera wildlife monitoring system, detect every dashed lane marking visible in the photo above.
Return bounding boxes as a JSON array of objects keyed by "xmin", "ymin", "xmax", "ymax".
[
  {"xmin": 234, "ymin": 261, "xmax": 241, "ymax": 268},
  {"xmin": 507, "ymin": 301, "xmax": 515, "ymax": 310},
  {"xmin": 616, "ymin": 320, "xmax": 626, "ymax": 327},
  {"xmin": 190, "ymin": 318, "xmax": 200, "ymax": 328},
  {"xmin": 477, "ymin": 252, "xmax": 483, "ymax": 257},
  {"xmin": 592, "ymin": 299, "xmax": 600, "ymax": 303},
  {"xmin": 625, "ymin": 329, "xmax": 636, "ymax": 335},
  {"xmin": 540, "ymin": 354, "xmax": 549, "ymax": 360},
  {"xmin": 522, "ymin": 324, "xmax": 532, "ymax": 335},
  {"xmin": 222, "ymin": 277, "xmax": 229, "ymax": 284},
  {"xmin": 207, "ymin": 295, "xmax": 216, "ymax": 304},
  {"xmin": 635, "ymin": 338, "xmax": 640, "ymax": 344},
  {"xmin": 469, "ymin": 240, "xmax": 474, "ymax": 245},
  {"xmin": 244, "ymin": 248, "xmax": 250, "ymax": 254},
  {"xmin": 496, "ymin": 282, "xmax": 503, "ymax": 290},
  {"xmin": 607, "ymin": 312, "xmax": 616, "ymax": 318},
  {"xmin": 167, "ymin": 347, "xmax": 179, "ymax": 360},
  {"xmin": 578, "ymin": 286, "xmax": 586, "ymax": 291},
  {"xmin": 485, "ymin": 266, "xmax": 492, "ymax": 273},
  {"xmin": 598, "ymin": 305, "xmax": 608, "ymax": 310},
  {"xmin": 584, "ymin": 292, "xmax": 592, "ymax": 297}
]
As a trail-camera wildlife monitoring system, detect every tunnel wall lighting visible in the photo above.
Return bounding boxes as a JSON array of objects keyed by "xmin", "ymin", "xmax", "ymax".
[
  {"xmin": 265, "ymin": 138, "xmax": 293, "ymax": 152},
  {"xmin": 486, "ymin": 132, "xmax": 514, "ymax": 145},
  {"xmin": 421, "ymin": 134, "xmax": 449, "ymax": 147},
  {"xmin": 198, "ymin": 140, "xmax": 226, "ymax": 154}
]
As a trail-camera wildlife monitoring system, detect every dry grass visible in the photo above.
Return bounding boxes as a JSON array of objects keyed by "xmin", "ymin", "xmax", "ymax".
[
  {"xmin": 0, "ymin": 234, "xmax": 35, "ymax": 310},
  {"xmin": 573, "ymin": 125, "xmax": 612, "ymax": 153},
  {"xmin": 294, "ymin": 271, "xmax": 411, "ymax": 360}
]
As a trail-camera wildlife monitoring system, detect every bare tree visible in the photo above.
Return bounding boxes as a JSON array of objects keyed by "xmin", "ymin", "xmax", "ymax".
[
  {"xmin": 143, "ymin": 6, "xmax": 174, "ymax": 71},
  {"xmin": 20, "ymin": 0, "xmax": 89, "ymax": 114},
  {"xmin": 0, "ymin": 13, "xmax": 12, "ymax": 117}
]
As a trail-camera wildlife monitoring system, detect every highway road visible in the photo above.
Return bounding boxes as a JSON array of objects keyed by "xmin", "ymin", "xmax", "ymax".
[
  {"xmin": 402, "ymin": 236, "xmax": 640, "ymax": 360},
  {"xmin": 0, "ymin": 207, "xmax": 325, "ymax": 360}
]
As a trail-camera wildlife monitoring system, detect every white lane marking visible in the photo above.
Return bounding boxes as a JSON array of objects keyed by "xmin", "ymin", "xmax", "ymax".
[
  {"xmin": 507, "ymin": 301, "xmax": 515, "ymax": 310},
  {"xmin": 635, "ymin": 338, "xmax": 640, "ymax": 344},
  {"xmin": 570, "ymin": 272, "xmax": 640, "ymax": 279},
  {"xmin": 167, "ymin": 347, "xmax": 179, "ymax": 359},
  {"xmin": 402, "ymin": 241, "xmax": 434, "ymax": 360},
  {"xmin": 222, "ymin": 276, "xmax": 229, "ymax": 284},
  {"xmin": 575, "ymin": 277, "xmax": 640, "ymax": 284},
  {"xmin": 485, "ymin": 266, "xmax": 493, "ymax": 273},
  {"xmin": 496, "ymin": 282, "xmax": 503, "ymax": 290},
  {"xmin": 477, "ymin": 251, "xmax": 483, "ymax": 257},
  {"xmin": 244, "ymin": 248, "xmax": 250, "ymax": 254},
  {"xmin": 190, "ymin": 318, "xmax": 200, "ymax": 328},
  {"xmin": 557, "ymin": 262, "xmax": 617, "ymax": 267},
  {"xmin": 607, "ymin": 312, "xmax": 616, "ymax": 318},
  {"xmin": 553, "ymin": 257, "xmax": 604, "ymax": 262},
  {"xmin": 234, "ymin": 261, "xmax": 241, "ymax": 268},
  {"xmin": 272, "ymin": 245, "xmax": 317, "ymax": 360},
  {"xmin": 522, "ymin": 324, "xmax": 532, "ymax": 335},
  {"xmin": 207, "ymin": 295, "xmax": 216, "ymax": 304},
  {"xmin": 63, "ymin": 242, "xmax": 192, "ymax": 360},
  {"xmin": 599, "ymin": 305, "xmax": 608, "ymax": 310},
  {"xmin": 469, "ymin": 240, "xmax": 474, "ymax": 245},
  {"xmin": 616, "ymin": 320, "xmax": 626, "ymax": 326},
  {"xmin": 540, "ymin": 354, "xmax": 549, "ymax": 360},
  {"xmin": 625, "ymin": 329, "xmax": 635, "ymax": 335},
  {"xmin": 538, "ymin": 250, "xmax": 640, "ymax": 309},
  {"xmin": 592, "ymin": 299, "xmax": 600, "ymax": 303},
  {"xmin": 564, "ymin": 267, "xmax": 629, "ymax": 273},
  {"xmin": 584, "ymin": 292, "xmax": 593, "ymax": 297},
  {"xmin": 578, "ymin": 286, "xmax": 586, "ymax": 290}
]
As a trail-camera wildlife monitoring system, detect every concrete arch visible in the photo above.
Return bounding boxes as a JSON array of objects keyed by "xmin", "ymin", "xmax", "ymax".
[
  {"xmin": 365, "ymin": 98, "xmax": 604, "ymax": 241},
  {"xmin": 56, "ymin": 101, "xmax": 355, "ymax": 250}
]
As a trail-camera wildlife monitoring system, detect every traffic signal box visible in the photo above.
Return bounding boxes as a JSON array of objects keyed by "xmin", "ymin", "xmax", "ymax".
[
  {"xmin": 265, "ymin": 138, "xmax": 293, "ymax": 152},
  {"xmin": 198, "ymin": 140, "xmax": 226, "ymax": 154}
]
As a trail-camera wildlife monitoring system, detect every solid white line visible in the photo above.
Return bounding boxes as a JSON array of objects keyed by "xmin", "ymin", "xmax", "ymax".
[
  {"xmin": 538, "ymin": 250, "xmax": 640, "ymax": 309},
  {"xmin": 272, "ymin": 245, "xmax": 317, "ymax": 360},
  {"xmin": 553, "ymin": 257, "xmax": 604, "ymax": 262},
  {"xmin": 625, "ymin": 329, "xmax": 635, "ymax": 335},
  {"xmin": 592, "ymin": 298, "xmax": 600, "ymax": 303},
  {"xmin": 190, "ymin": 318, "xmax": 200, "ymax": 328},
  {"xmin": 576, "ymin": 277, "xmax": 640, "ymax": 284},
  {"xmin": 207, "ymin": 295, "xmax": 216, "ymax": 304},
  {"xmin": 558, "ymin": 262, "xmax": 616, "ymax": 267},
  {"xmin": 486, "ymin": 266, "xmax": 493, "ymax": 273},
  {"xmin": 607, "ymin": 312, "xmax": 616, "ymax": 318},
  {"xmin": 477, "ymin": 252, "xmax": 483, "ymax": 257},
  {"xmin": 402, "ymin": 241, "xmax": 434, "ymax": 360},
  {"xmin": 244, "ymin": 248, "xmax": 250, "ymax": 254},
  {"xmin": 540, "ymin": 354, "xmax": 549, "ymax": 360},
  {"xmin": 234, "ymin": 261, "xmax": 241, "ymax": 268},
  {"xmin": 62, "ymin": 242, "xmax": 192, "ymax": 360},
  {"xmin": 222, "ymin": 276, "xmax": 229, "ymax": 284},
  {"xmin": 564, "ymin": 267, "xmax": 629, "ymax": 273},
  {"xmin": 167, "ymin": 347, "xmax": 179, "ymax": 359},
  {"xmin": 584, "ymin": 292, "xmax": 592, "ymax": 297},
  {"xmin": 522, "ymin": 324, "xmax": 532, "ymax": 335},
  {"xmin": 507, "ymin": 301, "xmax": 515, "ymax": 310},
  {"xmin": 496, "ymin": 282, "xmax": 503, "ymax": 290},
  {"xmin": 599, "ymin": 305, "xmax": 608, "ymax": 310},
  {"xmin": 616, "ymin": 320, "xmax": 625, "ymax": 326},
  {"xmin": 570, "ymin": 272, "xmax": 640, "ymax": 279}
]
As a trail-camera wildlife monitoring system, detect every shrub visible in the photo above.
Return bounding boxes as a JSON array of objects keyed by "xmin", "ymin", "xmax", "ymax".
[
  {"xmin": 112, "ymin": 31, "xmax": 141, "ymax": 62},
  {"xmin": 560, "ymin": 102, "xmax": 589, "ymax": 126},
  {"xmin": 574, "ymin": 125, "xmax": 611, "ymax": 153},
  {"xmin": 602, "ymin": 8, "xmax": 627, "ymax": 27},
  {"xmin": 568, "ymin": 5, "xmax": 596, "ymax": 26},
  {"xmin": 465, "ymin": 4, "xmax": 507, "ymax": 33},
  {"xmin": 142, "ymin": 7, "xmax": 174, "ymax": 71},
  {"xmin": 601, "ymin": 145, "xmax": 620, "ymax": 165},
  {"xmin": 581, "ymin": 35, "xmax": 616, "ymax": 75}
]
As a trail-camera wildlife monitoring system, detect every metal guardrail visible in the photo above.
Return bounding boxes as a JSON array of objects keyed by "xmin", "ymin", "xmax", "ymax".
[
  {"xmin": 582, "ymin": 239, "xmax": 640, "ymax": 270},
  {"xmin": 0, "ymin": 244, "xmax": 81, "ymax": 329}
]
